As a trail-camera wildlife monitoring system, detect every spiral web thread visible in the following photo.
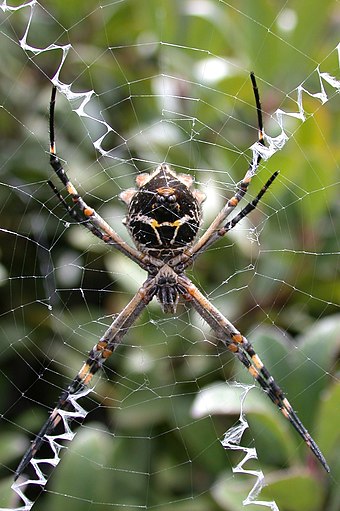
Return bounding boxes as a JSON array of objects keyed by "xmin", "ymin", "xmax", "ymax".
[{"xmin": 1, "ymin": 1, "xmax": 339, "ymax": 510}]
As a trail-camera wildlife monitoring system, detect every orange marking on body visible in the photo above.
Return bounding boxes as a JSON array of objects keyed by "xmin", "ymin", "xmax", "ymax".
[
  {"xmin": 79, "ymin": 363, "xmax": 90, "ymax": 379},
  {"xmin": 103, "ymin": 349, "xmax": 113, "ymax": 359},
  {"xmin": 66, "ymin": 183, "xmax": 78, "ymax": 196},
  {"xmin": 252, "ymin": 354, "xmax": 263, "ymax": 369},
  {"xmin": 83, "ymin": 373, "xmax": 94, "ymax": 385},
  {"xmin": 187, "ymin": 285, "xmax": 198, "ymax": 297},
  {"xmin": 84, "ymin": 207, "xmax": 94, "ymax": 217},
  {"xmin": 50, "ymin": 144, "xmax": 56, "ymax": 154},
  {"xmin": 97, "ymin": 341, "xmax": 108, "ymax": 351},
  {"xmin": 156, "ymin": 186, "xmax": 176, "ymax": 196},
  {"xmin": 232, "ymin": 333, "xmax": 243, "ymax": 344},
  {"xmin": 180, "ymin": 284, "xmax": 201, "ymax": 303},
  {"xmin": 248, "ymin": 366, "xmax": 259, "ymax": 379},
  {"xmin": 228, "ymin": 344, "xmax": 238, "ymax": 353},
  {"xmin": 140, "ymin": 288, "xmax": 153, "ymax": 303},
  {"xmin": 229, "ymin": 197, "xmax": 238, "ymax": 207},
  {"xmin": 181, "ymin": 291, "xmax": 192, "ymax": 302}
]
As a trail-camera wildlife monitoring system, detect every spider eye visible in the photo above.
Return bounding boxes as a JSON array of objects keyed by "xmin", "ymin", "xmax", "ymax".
[
  {"xmin": 156, "ymin": 187, "xmax": 176, "ymax": 201},
  {"xmin": 125, "ymin": 178, "xmax": 201, "ymax": 255},
  {"xmin": 156, "ymin": 193, "xmax": 177, "ymax": 205}
]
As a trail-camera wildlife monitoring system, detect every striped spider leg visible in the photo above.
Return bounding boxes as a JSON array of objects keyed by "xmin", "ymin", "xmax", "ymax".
[
  {"xmin": 177, "ymin": 275, "xmax": 330, "ymax": 472},
  {"xmin": 15, "ymin": 74, "xmax": 329, "ymax": 483},
  {"xmin": 48, "ymin": 86, "xmax": 161, "ymax": 273},
  {"xmin": 15, "ymin": 276, "xmax": 157, "ymax": 480},
  {"xmin": 170, "ymin": 72, "xmax": 266, "ymax": 272}
]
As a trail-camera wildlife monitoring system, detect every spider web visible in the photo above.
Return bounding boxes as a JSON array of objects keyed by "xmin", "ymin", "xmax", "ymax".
[{"xmin": 0, "ymin": 2, "xmax": 339, "ymax": 510}]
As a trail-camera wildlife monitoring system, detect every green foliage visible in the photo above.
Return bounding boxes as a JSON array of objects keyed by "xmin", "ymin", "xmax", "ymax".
[{"xmin": 0, "ymin": 1, "xmax": 339, "ymax": 511}]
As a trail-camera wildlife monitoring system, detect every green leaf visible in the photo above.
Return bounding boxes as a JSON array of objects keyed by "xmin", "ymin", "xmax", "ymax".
[{"xmin": 316, "ymin": 380, "xmax": 340, "ymax": 466}]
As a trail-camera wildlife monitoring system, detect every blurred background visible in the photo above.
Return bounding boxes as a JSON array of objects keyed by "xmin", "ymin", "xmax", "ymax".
[{"xmin": 0, "ymin": 1, "xmax": 339, "ymax": 510}]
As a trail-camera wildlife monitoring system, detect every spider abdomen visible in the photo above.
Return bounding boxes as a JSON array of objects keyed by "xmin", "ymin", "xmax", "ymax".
[{"xmin": 120, "ymin": 164, "xmax": 205, "ymax": 257}]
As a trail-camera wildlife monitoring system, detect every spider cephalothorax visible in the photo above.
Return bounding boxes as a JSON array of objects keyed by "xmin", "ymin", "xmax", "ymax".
[
  {"xmin": 120, "ymin": 164, "xmax": 206, "ymax": 258},
  {"xmin": 14, "ymin": 74, "xmax": 329, "ymax": 483}
]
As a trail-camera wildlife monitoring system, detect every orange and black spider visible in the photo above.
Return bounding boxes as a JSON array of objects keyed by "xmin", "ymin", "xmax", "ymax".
[{"xmin": 15, "ymin": 74, "xmax": 329, "ymax": 480}]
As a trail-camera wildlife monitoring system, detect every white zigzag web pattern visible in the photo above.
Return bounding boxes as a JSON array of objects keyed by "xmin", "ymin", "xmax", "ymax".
[
  {"xmin": 3, "ymin": 2, "xmax": 340, "ymax": 169},
  {"xmin": 0, "ymin": 1, "xmax": 339, "ymax": 510},
  {"xmin": 220, "ymin": 385, "xmax": 279, "ymax": 511},
  {"xmin": 0, "ymin": 387, "xmax": 91, "ymax": 511}
]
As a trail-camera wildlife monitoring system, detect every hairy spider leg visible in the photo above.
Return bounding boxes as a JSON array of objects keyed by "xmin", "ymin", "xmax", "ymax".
[
  {"xmin": 14, "ymin": 278, "xmax": 157, "ymax": 480},
  {"xmin": 178, "ymin": 275, "xmax": 330, "ymax": 473},
  {"xmin": 48, "ymin": 87, "xmax": 155, "ymax": 271}
]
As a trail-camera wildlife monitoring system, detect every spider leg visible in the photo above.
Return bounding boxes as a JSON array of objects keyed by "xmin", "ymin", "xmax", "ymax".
[
  {"xmin": 178, "ymin": 274, "xmax": 330, "ymax": 473},
  {"xmin": 173, "ymin": 170, "xmax": 278, "ymax": 272},
  {"xmin": 14, "ymin": 276, "xmax": 157, "ymax": 480},
  {"xmin": 48, "ymin": 179, "xmax": 108, "ymax": 241},
  {"xmin": 219, "ymin": 170, "xmax": 278, "ymax": 236},
  {"xmin": 170, "ymin": 73, "xmax": 265, "ymax": 270},
  {"xmin": 48, "ymin": 86, "xmax": 158, "ymax": 272}
]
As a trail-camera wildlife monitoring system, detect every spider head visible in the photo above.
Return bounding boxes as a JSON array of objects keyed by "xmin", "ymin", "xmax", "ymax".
[{"xmin": 120, "ymin": 164, "xmax": 205, "ymax": 258}]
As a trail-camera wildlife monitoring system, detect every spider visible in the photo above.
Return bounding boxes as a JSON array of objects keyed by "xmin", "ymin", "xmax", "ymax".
[{"xmin": 14, "ymin": 74, "xmax": 329, "ymax": 479}]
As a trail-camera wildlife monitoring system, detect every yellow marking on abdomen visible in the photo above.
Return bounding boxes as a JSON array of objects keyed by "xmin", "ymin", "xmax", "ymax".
[{"xmin": 150, "ymin": 219, "xmax": 182, "ymax": 228}]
